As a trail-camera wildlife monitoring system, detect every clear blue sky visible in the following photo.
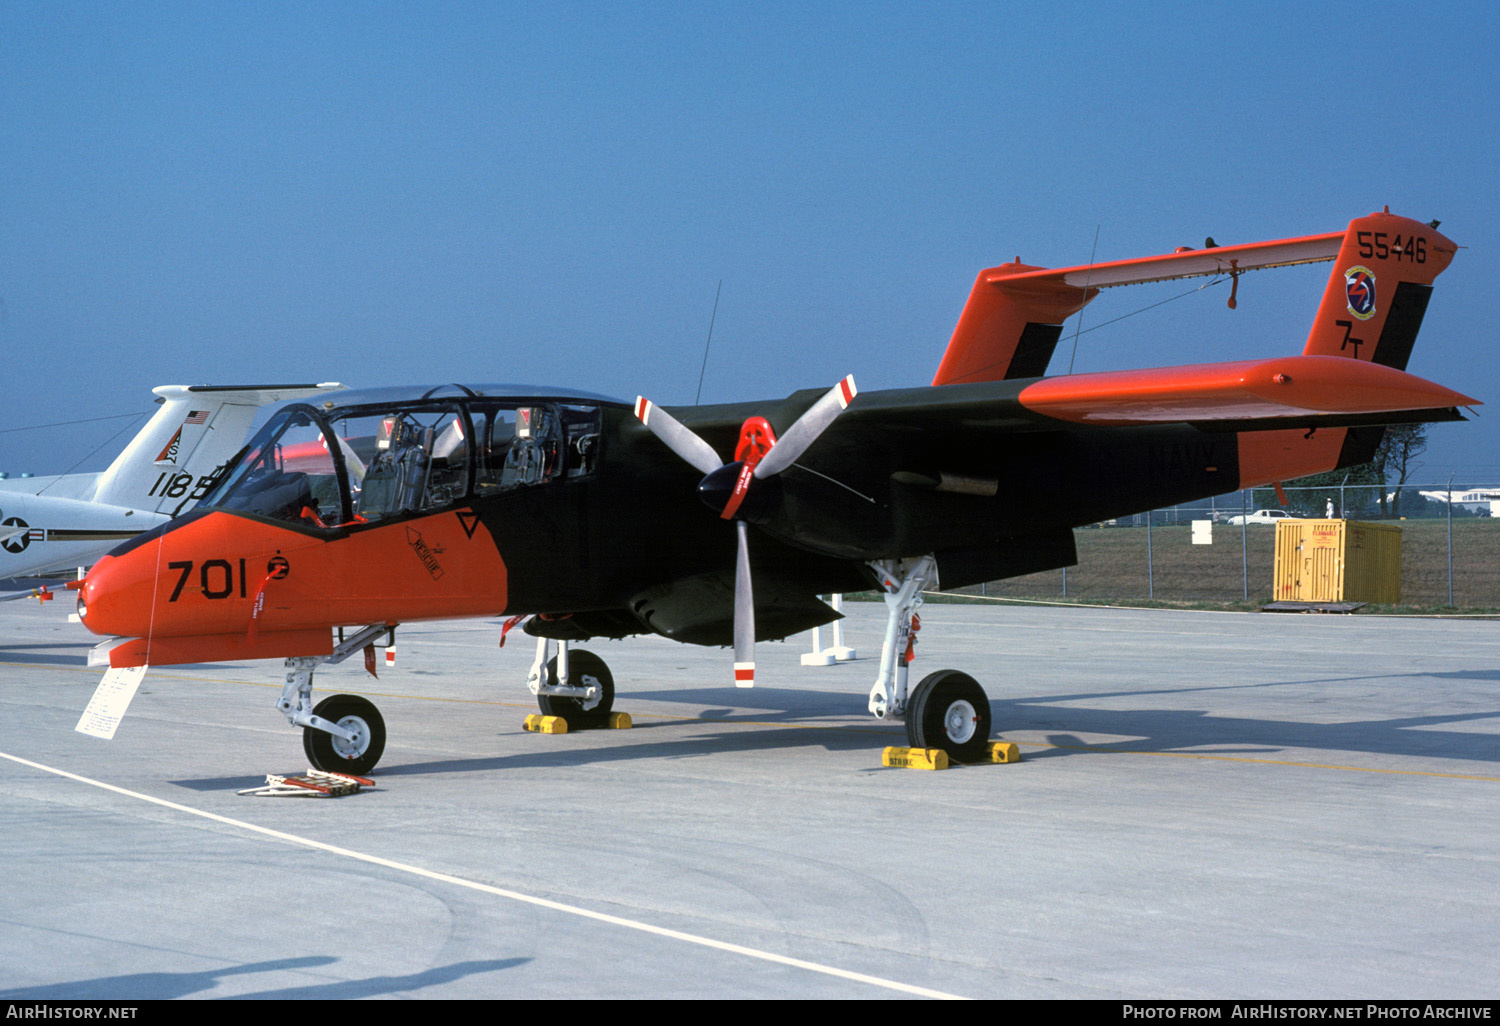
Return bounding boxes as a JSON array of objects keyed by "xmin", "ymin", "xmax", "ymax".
[{"xmin": 3, "ymin": 1, "xmax": 1496, "ymax": 485}]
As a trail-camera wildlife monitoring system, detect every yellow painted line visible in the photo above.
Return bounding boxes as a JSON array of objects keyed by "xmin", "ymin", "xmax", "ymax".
[
  {"xmin": 0, "ymin": 661, "xmax": 98, "ymax": 674},
  {"xmin": 14, "ymin": 660, "xmax": 1497, "ymax": 781},
  {"xmin": 10, "ymin": 661, "xmax": 903, "ymax": 728},
  {"xmin": 1013, "ymin": 740, "xmax": 1500, "ymax": 782},
  {"xmin": 0, "ymin": 749, "xmax": 966, "ymax": 1000},
  {"xmin": 919, "ymin": 591, "xmax": 1500, "ymax": 619}
]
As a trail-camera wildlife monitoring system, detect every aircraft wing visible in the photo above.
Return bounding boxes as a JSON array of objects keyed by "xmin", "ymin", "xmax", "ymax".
[
  {"xmin": 702, "ymin": 356, "xmax": 1474, "ymax": 447},
  {"xmin": 675, "ymin": 359, "xmax": 1473, "ymax": 508},
  {"xmin": 1010, "ymin": 355, "xmax": 1477, "ymax": 426}
]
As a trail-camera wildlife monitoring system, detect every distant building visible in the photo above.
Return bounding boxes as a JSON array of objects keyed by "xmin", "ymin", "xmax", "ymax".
[{"xmin": 1416, "ymin": 487, "xmax": 1500, "ymax": 517}]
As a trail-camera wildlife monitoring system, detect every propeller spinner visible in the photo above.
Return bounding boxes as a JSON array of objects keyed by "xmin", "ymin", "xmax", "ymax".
[{"xmin": 634, "ymin": 375, "xmax": 857, "ymax": 687}]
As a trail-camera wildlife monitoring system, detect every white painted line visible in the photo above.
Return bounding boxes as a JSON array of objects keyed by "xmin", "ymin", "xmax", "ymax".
[{"xmin": 0, "ymin": 749, "xmax": 966, "ymax": 1000}]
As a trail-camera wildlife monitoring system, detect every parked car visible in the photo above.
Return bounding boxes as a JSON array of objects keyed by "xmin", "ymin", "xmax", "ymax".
[{"xmin": 1225, "ymin": 508, "xmax": 1295, "ymax": 525}]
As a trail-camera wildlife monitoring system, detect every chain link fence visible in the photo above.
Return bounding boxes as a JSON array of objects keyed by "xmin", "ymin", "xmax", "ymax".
[{"xmin": 967, "ymin": 484, "xmax": 1500, "ymax": 609}]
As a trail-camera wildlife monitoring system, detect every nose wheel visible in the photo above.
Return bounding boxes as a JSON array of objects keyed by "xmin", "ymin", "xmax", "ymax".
[
  {"xmin": 303, "ymin": 694, "xmax": 387, "ymax": 775},
  {"xmin": 905, "ymin": 669, "xmax": 991, "ymax": 764}
]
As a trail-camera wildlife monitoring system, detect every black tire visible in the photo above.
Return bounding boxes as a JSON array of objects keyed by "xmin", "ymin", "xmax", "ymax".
[
  {"xmin": 906, "ymin": 669, "xmax": 991, "ymax": 763},
  {"xmin": 537, "ymin": 649, "xmax": 614, "ymax": 718},
  {"xmin": 303, "ymin": 694, "xmax": 386, "ymax": 775}
]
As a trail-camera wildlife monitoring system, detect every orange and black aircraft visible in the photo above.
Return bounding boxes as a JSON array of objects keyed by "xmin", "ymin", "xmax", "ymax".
[{"xmin": 75, "ymin": 209, "xmax": 1475, "ymax": 772}]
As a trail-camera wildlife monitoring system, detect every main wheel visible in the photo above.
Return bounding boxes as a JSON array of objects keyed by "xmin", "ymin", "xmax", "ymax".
[
  {"xmin": 303, "ymin": 694, "xmax": 387, "ymax": 775},
  {"xmin": 538, "ymin": 649, "xmax": 614, "ymax": 718},
  {"xmin": 906, "ymin": 669, "xmax": 991, "ymax": 764}
]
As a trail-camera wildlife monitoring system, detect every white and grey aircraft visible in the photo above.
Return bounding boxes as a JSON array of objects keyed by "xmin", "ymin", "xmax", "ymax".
[{"xmin": 1, "ymin": 383, "xmax": 342, "ymax": 587}]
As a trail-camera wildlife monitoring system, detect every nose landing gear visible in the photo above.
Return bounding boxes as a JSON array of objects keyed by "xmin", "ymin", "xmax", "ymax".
[
  {"xmin": 302, "ymin": 693, "xmax": 387, "ymax": 775},
  {"xmin": 277, "ymin": 623, "xmax": 395, "ymax": 774}
]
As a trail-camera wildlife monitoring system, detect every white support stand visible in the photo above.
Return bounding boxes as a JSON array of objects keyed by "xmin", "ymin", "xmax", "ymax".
[
  {"xmin": 800, "ymin": 618, "xmax": 836, "ymax": 666},
  {"xmin": 801, "ymin": 594, "xmax": 858, "ymax": 666},
  {"xmin": 826, "ymin": 592, "xmax": 856, "ymax": 661}
]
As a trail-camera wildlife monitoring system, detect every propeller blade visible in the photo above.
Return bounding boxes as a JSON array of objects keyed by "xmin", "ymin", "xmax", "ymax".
[
  {"xmin": 752, "ymin": 375, "xmax": 857, "ymax": 479},
  {"xmin": 641, "ymin": 377, "xmax": 854, "ymax": 692},
  {"xmin": 633, "ymin": 397, "xmax": 723, "ymax": 476},
  {"xmin": 733, "ymin": 519, "xmax": 755, "ymax": 687}
]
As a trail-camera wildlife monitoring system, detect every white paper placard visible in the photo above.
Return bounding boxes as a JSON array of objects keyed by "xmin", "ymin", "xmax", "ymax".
[{"xmin": 75, "ymin": 665, "xmax": 147, "ymax": 739}]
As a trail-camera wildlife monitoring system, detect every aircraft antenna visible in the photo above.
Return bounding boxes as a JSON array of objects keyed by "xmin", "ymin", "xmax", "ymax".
[
  {"xmin": 27, "ymin": 413, "xmax": 149, "ymax": 497},
  {"xmin": 1061, "ymin": 232, "xmax": 1232, "ymax": 354},
  {"xmin": 1067, "ymin": 225, "xmax": 1100, "ymax": 375},
  {"xmin": 1071, "ymin": 276, "xmax": 1228, "ymax": 339},
  {"xmin": 0, "ymin": 411, "xmax": 147, "ymax": 435},
  {"xmin": 694, "ymin": 280, "xmax": 722, "ymax": 406}
]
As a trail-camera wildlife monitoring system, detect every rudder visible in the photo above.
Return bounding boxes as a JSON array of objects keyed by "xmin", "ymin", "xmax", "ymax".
[{"xmin": 1302, "ymin": 210, "xmax": 1457, "ymax": 370}]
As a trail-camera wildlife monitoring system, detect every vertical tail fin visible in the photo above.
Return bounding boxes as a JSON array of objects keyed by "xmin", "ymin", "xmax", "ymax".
[
  {"xmin": 1239, "ymin": 212, "xmax": 1458, "ymax": 486},
  {"xmin": 931, "ymin": 261, "xmax": 1094, "ymax": 386},
  {"xmin": 91, "ymin": 384, "xmax": 343, "ymax": 514},
  {"xmin": 1302, "ymin": 210, "xmax": 1457, "ymax": 369}
]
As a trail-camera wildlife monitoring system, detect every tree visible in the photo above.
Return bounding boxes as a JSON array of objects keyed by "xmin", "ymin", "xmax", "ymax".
[
  {"xmin": 1256, "ymin": 463, "xmax": 1381, "ymax": 518},
  {"xmin": 1368, "ymin": 424, "xmax": 1429, "ymax": 517}
]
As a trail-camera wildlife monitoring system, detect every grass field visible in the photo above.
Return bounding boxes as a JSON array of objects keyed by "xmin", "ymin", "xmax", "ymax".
[{"xmin": 952, "ymin": 518, "xmax": 1500, "ymax": 613}]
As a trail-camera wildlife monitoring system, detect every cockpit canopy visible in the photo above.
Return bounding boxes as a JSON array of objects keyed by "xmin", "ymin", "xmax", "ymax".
[{"xmin": 200, "ymin": 390, "xmax": 604, "ymax": 528}]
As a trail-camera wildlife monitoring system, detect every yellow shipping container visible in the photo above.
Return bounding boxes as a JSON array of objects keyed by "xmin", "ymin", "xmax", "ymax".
[{"xmin": 1273, "ymin": 519, "xmax": 1402, "ymax": 604}]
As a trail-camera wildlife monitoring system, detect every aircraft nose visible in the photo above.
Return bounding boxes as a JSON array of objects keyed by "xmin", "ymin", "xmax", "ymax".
[{"xmin": 78, "ymin": 551, "xmax": 155, "ymax": 638}]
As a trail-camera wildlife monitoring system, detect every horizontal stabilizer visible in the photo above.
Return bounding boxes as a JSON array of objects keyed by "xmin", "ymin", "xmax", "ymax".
[
  {"xmin": 1017, "ymin": 356, "xmax": 1476, "ymax": 426},
  {"xmin": 985, "ymin": 231, "xmax": 1344, "ymax": 292},
  {"xmin": 934, "ymin": 227, "xmax": 1346, "ymax": 387},
  {"xmin": 176, "ymin": 383, "xmax": 348, "ymax": 406}
]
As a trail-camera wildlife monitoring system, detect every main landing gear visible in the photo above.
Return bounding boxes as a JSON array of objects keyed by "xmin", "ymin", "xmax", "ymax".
[
  {"xmin": 867, "ymin": 555, "xmax": 994, "ymax": 764},
  {"xmin": 527, "ymin": 637, "xmax": 614, "ymax": 722},
  {"xmin": 277, "ymin": 623, "xmax": 392, "ymax": 775},
  {"xmin": 905, "ymin": 669, "xmax": 992, "ymax": 764}
]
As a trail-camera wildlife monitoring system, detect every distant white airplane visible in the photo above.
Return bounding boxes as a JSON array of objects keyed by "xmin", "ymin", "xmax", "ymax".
[{"xmin": 1, "ymin": 384, "xmax": 343, "ymax": 586}]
